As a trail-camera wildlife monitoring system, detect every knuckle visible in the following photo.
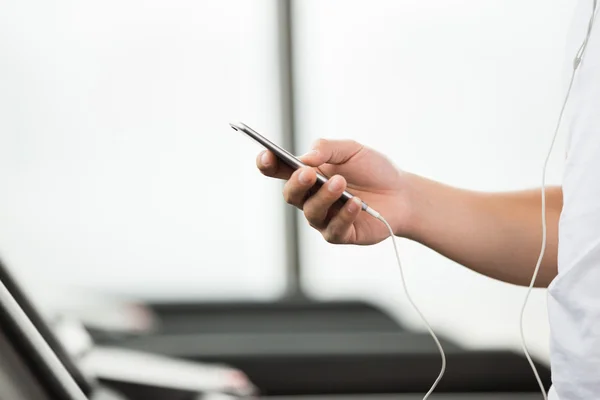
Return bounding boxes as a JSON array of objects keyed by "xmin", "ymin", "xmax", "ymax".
[
  {"xmin": 308, "ymin": 220, "xmax": 320, "ymax": 231},
  {"xmin": 303, "ymin": 205, "xmax": 321, "ymax": 225},
  {"xmin": 323, "ymin": 228, "xmax": 341, "ymax": 244}
]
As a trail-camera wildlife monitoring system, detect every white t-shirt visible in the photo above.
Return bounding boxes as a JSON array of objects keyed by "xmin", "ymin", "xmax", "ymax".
[{"xmin": 548, "ymin": 1, "xmax": 600, "ymax": 399}]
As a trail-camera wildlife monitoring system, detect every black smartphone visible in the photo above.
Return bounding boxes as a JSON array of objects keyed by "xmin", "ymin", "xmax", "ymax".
[{"xmin": 229, "ymin": 122, "xmax": 367, "ymax": 211}]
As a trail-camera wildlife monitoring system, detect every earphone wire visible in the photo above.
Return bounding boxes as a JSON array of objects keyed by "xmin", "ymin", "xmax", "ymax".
[
  {"xmin": 520, "ymin": 3, "xmax": 598, "ymax": 399},
  {"xmin": 363, "ymin": 4, "xmax": 597, "ymax": 398},
  {"xmin": 377, "ymin": 214, "xmax": 446, "ymax": 399}
]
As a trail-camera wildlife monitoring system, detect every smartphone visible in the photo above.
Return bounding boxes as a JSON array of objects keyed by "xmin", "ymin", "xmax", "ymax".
[{"xmin": 229, "ymin": 122, "xmax": 367, "ymax": 211}]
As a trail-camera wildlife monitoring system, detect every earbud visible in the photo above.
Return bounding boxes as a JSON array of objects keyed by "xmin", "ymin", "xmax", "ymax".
[{"xmin": 574, "ymin": 0, "xmax": 598, "ymax": 70}]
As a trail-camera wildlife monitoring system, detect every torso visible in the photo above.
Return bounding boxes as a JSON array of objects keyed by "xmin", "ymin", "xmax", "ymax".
[{"xmin": 548, "ymin": 1, "xmax": 600, "ymax": 398}]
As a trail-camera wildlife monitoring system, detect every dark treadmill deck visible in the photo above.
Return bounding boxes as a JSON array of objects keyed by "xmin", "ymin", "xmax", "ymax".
[
  {"xmin": 91, "ymin": 299, "xmax": 551, "ymax": 396},
  {"xmin": 149, "ymin": 300, "xmax": 405, "ymax": 334}
]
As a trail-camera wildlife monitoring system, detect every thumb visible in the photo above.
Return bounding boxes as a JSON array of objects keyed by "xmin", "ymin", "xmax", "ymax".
[{"xmin": 298, "ymin": 139, "xmax": 364, "ymax": 167}]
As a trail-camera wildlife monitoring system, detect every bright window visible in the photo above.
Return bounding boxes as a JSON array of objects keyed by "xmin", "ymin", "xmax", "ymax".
[{"xmin": 0, "ymin": 0, "xmax": 287, "ymax": 306}]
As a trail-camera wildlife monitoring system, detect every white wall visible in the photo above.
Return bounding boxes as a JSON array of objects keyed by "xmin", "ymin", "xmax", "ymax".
[
  {"xmin": 0, "ymin": 0, "xmax": 288, "ymax": 309},
  {"xmin": 0, "ymin": 0, "xmax": 584, "ymax": 363},
  {"xmin": 292, "ymin": 0, "xmax": 578, "ymax": 363}
]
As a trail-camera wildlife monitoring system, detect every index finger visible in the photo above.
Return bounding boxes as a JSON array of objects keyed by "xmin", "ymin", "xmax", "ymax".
[{"xmin": 256, "ymin": 150, "xmax": 295, "ymax": 180}]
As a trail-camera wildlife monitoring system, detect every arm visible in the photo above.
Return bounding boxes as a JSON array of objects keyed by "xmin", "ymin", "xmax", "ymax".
[
  {"xmin": 257, "ymin": 140, "xmax": 561, "ymax": 288},
  {"xmin": 400, "ymin": 172, "xmax": 561, "ymax": 287}
]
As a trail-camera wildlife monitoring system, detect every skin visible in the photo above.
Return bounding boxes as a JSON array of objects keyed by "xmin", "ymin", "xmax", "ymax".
[{"xmin": 256, "ymin": 139, "xmax": 561, "ymax": 288}]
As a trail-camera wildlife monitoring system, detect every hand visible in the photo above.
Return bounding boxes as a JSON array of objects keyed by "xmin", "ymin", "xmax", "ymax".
[{"xmin": 256, "ymin": 139, "xmax": 410, "ymax": 245}]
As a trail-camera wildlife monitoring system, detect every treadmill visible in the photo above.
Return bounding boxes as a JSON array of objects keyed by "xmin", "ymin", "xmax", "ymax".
[
  {"xmin": 0, "ymin": 262, "xmax": 105, "ymax": 400},
  {"xmin": 0, "ymin": 259, "xmax": 257, "ymax": 400},
  {"xmin": 0, "ymin": 263, "xmax": 550, "ymax": 400},
  {"xmin": 91, "ymin": 294, "xmax": 552, "ymax": 396}
]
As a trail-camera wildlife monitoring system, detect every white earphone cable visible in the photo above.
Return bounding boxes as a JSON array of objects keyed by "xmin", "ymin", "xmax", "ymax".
[
  {"xmin": 350, "ymin": 5, "xmax": 597, "ymax": 399},
  {"xmin": 520, "ymin": 3, "xmax": 597, "ymax": 399},
  {"xmin": 519, "ymin": 64, "xmax": 575, "ymax": 400},
  {"xmin": 365, "ymin": 207, "xmax": 446, "ymax": 399}
]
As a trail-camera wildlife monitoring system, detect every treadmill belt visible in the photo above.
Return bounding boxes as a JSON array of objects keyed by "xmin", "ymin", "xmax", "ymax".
[
  {"xmin": 92, "ymin": 300, "xmax": 551, "ymax": 395},
  {"xmin": 148, "ymin": 301, "xmax": 405, "ymax": 334}
]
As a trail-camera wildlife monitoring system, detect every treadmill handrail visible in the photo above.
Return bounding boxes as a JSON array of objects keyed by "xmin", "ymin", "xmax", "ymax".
[{"xmin": 0, "ymin": 278, "xmax": 88, "ymax": 400}]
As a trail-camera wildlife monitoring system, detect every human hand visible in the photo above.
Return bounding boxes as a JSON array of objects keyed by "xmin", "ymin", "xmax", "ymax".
[{"xmin": 256, "ymin": 139, "xmax": 409, "ymax": 245}]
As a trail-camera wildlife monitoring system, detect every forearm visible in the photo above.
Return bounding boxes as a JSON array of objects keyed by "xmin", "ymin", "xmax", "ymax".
[{"xmin": 400, "ymin": 173, "xmax": 561, "ymax": 287}]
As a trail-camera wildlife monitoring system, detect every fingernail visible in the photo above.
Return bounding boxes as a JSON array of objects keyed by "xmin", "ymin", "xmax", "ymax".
[
  {"xmin": 302, "ymin": 149, "xmax": 319, "ymax": 158},
  {"xmin": 299, "ymin": 169, "xmax": 311, "ymax": 184},
  {"xmin": 347, "ymin": 197, "xmax": 361, "ymax": 213},
  {"xmin": 260, "ymin": 151, "xmax": 270, "ymax": 167},
  {"xmin": 328, "ymin": 176, "xmax": 343, "ymax": 192}
]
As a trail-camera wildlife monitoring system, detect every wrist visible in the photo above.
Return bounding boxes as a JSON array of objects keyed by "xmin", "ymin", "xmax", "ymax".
[{"xmin": 392, "ymin": 171, "xmax": 422, "ymax": 239}]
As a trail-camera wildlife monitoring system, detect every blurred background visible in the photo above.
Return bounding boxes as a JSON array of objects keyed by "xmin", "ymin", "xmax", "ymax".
[{"xmin": 0, "ymin": 0, "xmax": 580, "ymax": 398}]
